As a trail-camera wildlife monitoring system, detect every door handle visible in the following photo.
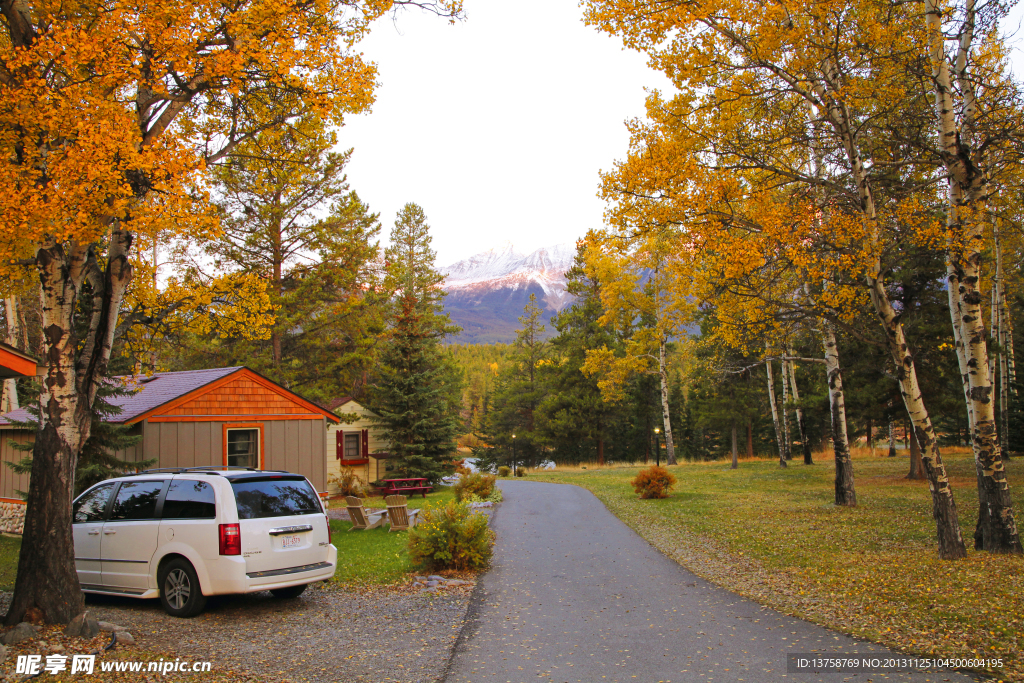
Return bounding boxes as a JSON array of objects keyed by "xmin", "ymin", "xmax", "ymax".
[
  {"xmin": 88, "ymin": 530, "xmax": 100, "ymax": 535},
  {"xmin": 103, "ymin": 530, "xmax": 116, "ymax": 535}
]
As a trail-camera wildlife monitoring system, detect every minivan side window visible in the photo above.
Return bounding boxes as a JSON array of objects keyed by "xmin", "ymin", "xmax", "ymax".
[
  {"xmin": 108, "ymin": 481, "xmax": 165, "ymax": 521},
  {"xmin": 231, "ymin": 478, "xmax": 321, "ymax": 519},
  {"xmin": 73, "ymin": 483, "xmax": 117, "ymax": 523},
  {"xmin": 162, "ymin": 480, "xmax": 216, "ymax": 519}
]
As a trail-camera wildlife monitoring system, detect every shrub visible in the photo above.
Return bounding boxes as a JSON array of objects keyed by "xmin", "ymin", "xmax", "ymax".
[
  {"xmin": 631, "ymin": 465, "xmax": 677, "ymax": 499},
  {"xmin": 329, "ymin": 467, "xmax": 367, "ymax": 498},
  {"xmin": 515, "ymin": 468, "xmax": 527, "ymax": 477},
  {"xmin": 453, "ymin": 472, "xmax": 496, "ymax": 501},
  {"xmin": 450, "ymin": 458, "xmax": 472, "ymax": 477},
  {"xmin": 463, "ymin": 487, "xmax": 504, "ymax": 504},
  {"xmin": 408, "ymin": 501, "xmax": 494, "ymax": 571},
  {"xmin": 497, "ymin": 466, "xmax": 511, "ymax": 478}
]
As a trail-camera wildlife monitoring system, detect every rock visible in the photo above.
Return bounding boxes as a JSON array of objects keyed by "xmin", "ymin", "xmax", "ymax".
[
  {"xmin": 97, "ymin": 621, "xmax": 124, "ymax": 633},
  {"xmin": 0, "ymin": 644, "xmax": 7, "ymax": 665},
  {"xmin": 420, "ymin": 587, "xmax": 438, "ymax": 594},
  {"xmin": 427, "ymin": 575, "xmax": 445, "ymax": 581},
  {"xmin": 1, "ymin": 622, "xmax": 37, "ymax": 645},
  {"xmin": 114, "ymin": 631, "xmax": 135, "ymax": 646},
  {"xmin": 50, "ymin": 643, "xmax": 64, "ymax": 653},
  {"xmin": 64, "ymin": 612, "xmax": 100, "ymax": 639},
  {"xmin": 424, "ymin": 581, "xmax": 439, "ymax": 587},
  {"xmin": 445, "ymin": 579, "xmax": 469, "ymax": 586}
]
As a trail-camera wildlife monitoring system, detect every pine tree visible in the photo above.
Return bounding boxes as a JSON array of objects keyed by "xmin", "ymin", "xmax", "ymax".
[{"xmin": 370, "ymin": 204, "xmax": 463, "ymax": 484}]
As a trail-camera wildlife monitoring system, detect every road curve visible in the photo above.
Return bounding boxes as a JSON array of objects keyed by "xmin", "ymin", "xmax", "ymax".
[{"xmin": 443, "ymin": 480, "xmax": 982, "ymax": 683}]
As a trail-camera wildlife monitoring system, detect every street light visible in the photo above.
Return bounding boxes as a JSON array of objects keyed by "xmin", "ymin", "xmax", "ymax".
[
  {"xmin": 654, "ymin": 427, "xmax": 661, "ymax": 467},
  {"xmin": 512, "ymin": 434, "xmax": 517, "ymax": 477}
]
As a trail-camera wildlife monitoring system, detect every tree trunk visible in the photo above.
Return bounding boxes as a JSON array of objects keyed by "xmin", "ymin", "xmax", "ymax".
[
  {"xmin": 2, "ymin": 296, "xmax": 22, "ymax": 413},
  {"xmin": 868, "ymin": 275, "xmax": 966, "ymax": 559},
  {"xmin": 888, "ymin": 420, "xmax": 897, "ymax": 457},
  {"xmin": 597, "ymin": 437, "xmax": 605, "ymax": 466},
  {"xmin": 786, "ymin": 349, "xmax": 813, "ymax": 464},
  {"xmin": 746, "ymin": 420, "xmax": 754, "ymax": 459},
  {"xmin": 866, "ymin": 418, "xmax": 873, "ymax": 456},
  {"xmin": 6, "ymin": 231, "xmax": 134, "ymax": 626},
  {"xmin": 995, "ymin": 227, "xmax": 1011, "ymax": 460},
  {"xmin": 908, "ymin": 427, "xmax": 924, "ymax": 480},
  {"xmin": 731, "ymin": 421, "xmax": 738, "ymax": 470},
  {"xmin": 780, "ymin": 356, "xmax": 793, "ymax": 461},
  {"xmin": 765, "ymin": 355, "xmax": 786, "ymax": 468},
  {"xmin": 926, "ymin": 0, "xmax": 1020, "ymax": 554},
  {"xmin": 822, "ymin": 323, "xmax": 855, "ymax": 506},
  {"xmin": 658, "ymin": 337, "xmax": 676, "ymax": 465}
]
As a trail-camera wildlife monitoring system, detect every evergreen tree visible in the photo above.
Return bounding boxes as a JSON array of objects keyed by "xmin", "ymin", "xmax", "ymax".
[
  {"xmin": 476, "ymin": 294, "xmax": 549, "ymax": 470},
  {"xmin": 370, "ymin": 204, "xmax": 463, "ymax": 484}
]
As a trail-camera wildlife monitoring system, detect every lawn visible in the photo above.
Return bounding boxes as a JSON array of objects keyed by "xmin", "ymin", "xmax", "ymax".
[
  {"xmin": 530, "ymin": 450, "xmax": 1024, "ymax": 682},
  {"xmin": 0, "ymin": 534, "xmax": 20, "ymax": 591},
  {"xmin": 327, "ymin": 487, "xmax": 457, "ymax": 585}
]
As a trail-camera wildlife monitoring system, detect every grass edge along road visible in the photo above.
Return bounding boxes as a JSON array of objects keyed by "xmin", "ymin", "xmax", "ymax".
[{"xmin": 530, "ymin": 449, "xmax": 1023, "ymax": 683}]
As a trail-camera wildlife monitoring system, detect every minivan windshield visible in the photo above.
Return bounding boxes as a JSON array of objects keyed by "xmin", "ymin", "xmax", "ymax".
[{"xmin": 231, "ymin": 477, "xmax": 321, "ymax": 519}]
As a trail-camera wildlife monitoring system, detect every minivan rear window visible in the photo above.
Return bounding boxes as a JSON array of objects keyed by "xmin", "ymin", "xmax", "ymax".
[
  {"xmin": 231, "ymin": 478, "xmax": 321, "ymax": 519},
  {"xmin": 163, "ymin": 480, "xmax": 216, "ymax": 519}
]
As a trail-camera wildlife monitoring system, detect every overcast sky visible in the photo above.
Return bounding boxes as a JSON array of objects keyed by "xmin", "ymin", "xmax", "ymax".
[{"xmin": 338, "ymin": 0, "xmax": 1024, "ymax": 268}]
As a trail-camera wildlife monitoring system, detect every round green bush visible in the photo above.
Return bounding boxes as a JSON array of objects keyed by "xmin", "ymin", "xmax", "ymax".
[
  {"xmin": 497, "ymin": 466, "xmax": 511, "ymax": 477},
  {"xmin": 408, "ymin": 501, "xmax": 495, "ymax": 571}
]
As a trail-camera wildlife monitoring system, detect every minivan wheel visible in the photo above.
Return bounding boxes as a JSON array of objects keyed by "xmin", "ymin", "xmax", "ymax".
[
  {"xmin": 159, "ymin": 558, "xmax": 207, "ymax": 618},
  {"xmin": 271, "ymin": 584, "xmax": 308, "ymax": 599}
]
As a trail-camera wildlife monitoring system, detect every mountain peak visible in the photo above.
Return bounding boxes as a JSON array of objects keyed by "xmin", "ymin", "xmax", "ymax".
[{"xmin": 442, "ymin": 242, "xmax": 578, "ymax": 343}]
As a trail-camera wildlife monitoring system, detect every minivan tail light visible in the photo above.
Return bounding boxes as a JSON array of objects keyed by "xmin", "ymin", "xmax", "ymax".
[
  {"xmin": 219, "ymin": 523, "xmax": 241, "ymax": 555},
  {"xmin": 326, "ymin": 515, "xmax": 332, "ymax": 545}
]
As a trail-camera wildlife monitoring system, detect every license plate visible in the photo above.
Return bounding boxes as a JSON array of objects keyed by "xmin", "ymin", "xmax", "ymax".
[{"xmin": 281, "ymin": 535, "xmax": 302, "ymax": 548}]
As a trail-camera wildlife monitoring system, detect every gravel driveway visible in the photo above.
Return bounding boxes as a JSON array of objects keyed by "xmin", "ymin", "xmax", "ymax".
[{"xmin": 1, "ymin": 582, "xmax": 471, "ymax": 683}]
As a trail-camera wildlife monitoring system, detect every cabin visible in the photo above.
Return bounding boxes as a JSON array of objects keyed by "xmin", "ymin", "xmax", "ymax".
[
  {"xmin": 0, "ymin": 367, "xmax": 341, "ymax": 506},
  {"xmin": 326, "ymin": 398, "xmax": 396, "ymax": 491}
]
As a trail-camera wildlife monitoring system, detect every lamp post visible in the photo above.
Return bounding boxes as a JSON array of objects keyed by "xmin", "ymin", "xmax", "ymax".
[
  {"xmin": 654, "ymin": 427, "xmax": 661, "ymax": 467},
  {"xmin": 512, "ymin": 434, "xmax": 517, "ymax": 477}
]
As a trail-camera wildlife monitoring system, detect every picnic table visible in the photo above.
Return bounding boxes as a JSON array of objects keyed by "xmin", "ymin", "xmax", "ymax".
[{"xmin": 379, "ymin": 477, "xmax": 433, "ymax": 498}]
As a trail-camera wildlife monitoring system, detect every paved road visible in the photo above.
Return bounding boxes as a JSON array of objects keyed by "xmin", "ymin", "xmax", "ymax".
[{"xmin": 443, "ymin": 480, "xmax": 982, "ymax": 683}]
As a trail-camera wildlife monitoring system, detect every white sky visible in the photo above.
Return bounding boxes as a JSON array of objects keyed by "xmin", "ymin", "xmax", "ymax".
[
  {"xmin": 335, "ymin": 0, "xmax": 673, "ymax": 267},
  {"xmin": 338, "ymin": 1, "xmax": 1024, "ymax": 268}
]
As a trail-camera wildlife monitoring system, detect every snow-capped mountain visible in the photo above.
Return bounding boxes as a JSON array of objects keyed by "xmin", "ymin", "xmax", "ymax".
[{"xmin": 441, "ymin": 242, "xmax": 578, "ymax": 343}]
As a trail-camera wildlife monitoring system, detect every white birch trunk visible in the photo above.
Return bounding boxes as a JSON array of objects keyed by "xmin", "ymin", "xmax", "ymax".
[
  {"xmin": 786, "ymin": 347, "xmax": 813, "ymax": 464},
  {"xmin": 2, "ymin": 296, "xmax": 21, "ymax": 413},
  {"xmin": 765, "ymin": 353, "xmax": 786, "ymax": 468},
  {"xmin": 658, "ymin": 336, "xmax": 676, "ymax": 465},
  {"xmin": 888, "ymin": 420, "xmax": 897, "ymax": 458},
  {"xmin": 822, "ymin": 322, "xmax": 855, "ymax": 505},
  {"xmin": 926, "ymin": 0, "xmax": 1020, "ymax": 553},
  {"xmin": 780, "ymin": 356, "xmax": 792, "ymax": 461}
]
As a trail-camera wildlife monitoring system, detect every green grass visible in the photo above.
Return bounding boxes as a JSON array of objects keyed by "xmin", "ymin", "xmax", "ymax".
[
  {"xmin": 530, "ymin": 451, "xmax": 1024, "ymax": 682},
  {"xmin": 0, "ymin": 534, "xmax": 20, "ymax": 591},
  {"xmin": 327, "ymin": 487, "xmax": 457, "ymax": 585}
]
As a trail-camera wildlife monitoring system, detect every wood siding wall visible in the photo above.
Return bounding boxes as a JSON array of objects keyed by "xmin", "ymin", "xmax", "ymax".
[
  {"xmin": 159, "ymin": 376, "xmax": 315, "ymax": 418},
  {"xmin": 0, "ymin": 431, "xmax": 32, "ymax": 501},
  {"xmin": 326, "ymin": 401, "xmax": 388, "ymax": 492},
  {"xmin": 120, "ymin": 418, "xmax": 328, "ymax": 492}
]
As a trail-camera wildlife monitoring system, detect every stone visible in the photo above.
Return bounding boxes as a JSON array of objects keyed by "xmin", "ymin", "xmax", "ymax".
[
  {"xmin": 1, "ymin": 622, "xmax": 37, "ymax": 645},
  {"xmin": 50, "ymin": 643, "xmax": 65, "ymax": 653},
  {"xmin": 64, "ymin": 612, "xmax": 100, "ymax": 639},
  {"xmin": 114, "ymin": 631, "xmax": 135, "ymax": 646},
  {"xmin": 97, "ymin": 621, "xmax": 124, "ymax": 633},
  {"xmin": 444, "ymin": 579, "xmax": 469, "ymax": 586},
  {"xmin": 0, "ymin": 644, "xmax": 7, "ymax": 665},
  {"xmin": 427, "ymin": 575, "xmax": 445, "ymax": 580},
  {"xmin": 424, "ymin": 580, "xmax": 439, "ymax": 587}
]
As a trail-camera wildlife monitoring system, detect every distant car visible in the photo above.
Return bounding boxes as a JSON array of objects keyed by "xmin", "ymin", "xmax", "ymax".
[{"xmin": 71, "ymin": 468, "xmax": 337, "ymax": 617}]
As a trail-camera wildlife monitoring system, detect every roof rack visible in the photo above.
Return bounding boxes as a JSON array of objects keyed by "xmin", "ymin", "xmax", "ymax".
[{"xmin": 137, "ymin": 466, "xmax": 291, "ymax": 475}]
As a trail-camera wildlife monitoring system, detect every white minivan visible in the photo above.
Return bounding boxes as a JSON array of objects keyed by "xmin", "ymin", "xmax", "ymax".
[{"xmin": 71, "ymin": 468, "xmax": 337, "ymax": 617}]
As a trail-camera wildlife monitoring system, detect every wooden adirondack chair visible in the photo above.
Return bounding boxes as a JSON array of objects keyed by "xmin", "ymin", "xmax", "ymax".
[
  {"xmin": 345, "ymin": 496, "xmax": 387, "ymax": 531},
  {"xmin": 384, "ymin": 495, "xmax": 421, "ymax": 532}
]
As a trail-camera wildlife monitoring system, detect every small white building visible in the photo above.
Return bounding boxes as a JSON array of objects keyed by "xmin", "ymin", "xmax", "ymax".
[{"xmin": 326, "ymin": 398, "xmax": 398, "ymax": 490}]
